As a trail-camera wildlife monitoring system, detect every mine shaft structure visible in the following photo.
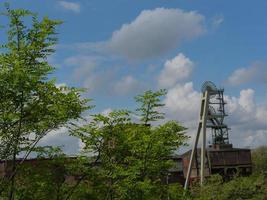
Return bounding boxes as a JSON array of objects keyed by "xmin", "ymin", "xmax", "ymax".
[{"xmin": 184, "ymin": 81, "xmax": 230, "ymax": 189}]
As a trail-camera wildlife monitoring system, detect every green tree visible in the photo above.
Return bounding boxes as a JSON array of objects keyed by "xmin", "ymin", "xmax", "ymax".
[
  {"xmin": 191, "ymin": 174, "xmax": 224, "ymax": 200},
  {"xmin": 71, "ymin": 90, "xmax": 188, "ymax": 200},
  {"xmin": 192, "ymin": 174, "xmax": 267, "ymax": 200},
  {"xmin": 252, "ymin": 146, "xmax": 267, "ymax": 176},
  {"xmin": 0, "ymin": 5, "xmax": 90, "ymax": 199},
  {"xmin": 6, "ymin": 147, "xmax": 87, "ymax": 200},
  {"xmin": 135, "ymin": 89, "xmax": 166, "ymax": 125},
  {"xmin": 15, "ymin": 147, "xmax": 67, "ymax": 200}
]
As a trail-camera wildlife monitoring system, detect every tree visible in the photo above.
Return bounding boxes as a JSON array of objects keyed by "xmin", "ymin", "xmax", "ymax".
[
  {"xmin": 252, "ymin": 146, "xmax": 267, "ymax": 176},
  {"xmin": 0, "ymin": 5, "xmax": 90, "ymax": 199},
  {"xmin": 192, "ymin": 174, "xmax": 267, "ymax": 200},
  {"xmin": 14, "ymin": 147, "xmax": 67, "ymax": 200},
  {"xmin": 135, "ymin": 89, "xmax": 166, "ymax": 125},
  {"xmin": 72, "ymin": 90, "xmax": 188, "ymax": 200}
]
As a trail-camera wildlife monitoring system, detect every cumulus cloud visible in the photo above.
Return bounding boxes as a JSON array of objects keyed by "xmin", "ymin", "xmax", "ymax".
[
  {"xmin": 58, "ymin": 1, "xmax": 81, "ymax": 13},
  {"xmin": 63, "ymin": 55, "xmax": 146, "ymax": 95},
  {"xmin": 224, "ymin": 89, "xmax": 267, "ymax": 148},
  {"xmin": 59, "ymin": 8, "xmax": 205, "ymax": 60},
  {"xmin": 113, "ymin": 75, "xmax": 144, "ymax": 95},
  {"xmin": 164, "ymin": 82, "xmax": 200, "ymax": 123},
  {"xmin": 158, "ymin": 53, "xmax": 194, "ymax": 88},
  {"xmin": 55, "ymin": 82, "xmax": 67, "ymax": 88},
  {"xmin": 238, "ymin": 89, "xmax": 255, "ymax": 112},
  {"xmin": 163, "ymin": 82, "xmax": 201, "ymax": 148},
  {"xmin": 62, "ymin": 55, "xmax": 115, "ymax": 94},
  {"xmin": 39, "ymin": 127, "xmax": 80, "ymax": 155},
  {"xmin": 38, "ymin": 80, "xmax": 267, "ymax": 154},
  {"xmin": 39, "ymin": 114, "xmax": 95, "ymax": 154},
  {"xmin": 101, "ymin": 108, "xmax": 113, "ymax": 116},
  {"xmin": 83, "ymin": 69, "xmax": 115, "ymax": 93},
  {"xmin": 163, "ymin": 82, "xmax": 267, "ymax": 149},
  {"xmin": 64, "ymin": 55, "xmax": 98, "ymax": 80},
  {"xmin": 163, "ymin": 82, "xmax": 201, "ymax": 147},
  {"xmin": 226, "ymin": 62, "xmax": 267, "ymax": 86},
  {"xmin": 107, "ymin": 8, "xmax": 205, "ymax": 60}
]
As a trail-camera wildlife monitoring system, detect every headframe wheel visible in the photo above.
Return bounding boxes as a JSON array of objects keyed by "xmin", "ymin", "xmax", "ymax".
[{"xmin": 201, "ymin": 81, "xmax": 217, "ymax": 94}]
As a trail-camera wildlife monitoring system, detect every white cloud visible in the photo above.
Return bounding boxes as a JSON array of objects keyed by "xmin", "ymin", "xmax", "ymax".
[
  {"xmin": 238, "ymin": 89, "xmax": 255, "ymax": 112},
  {"xmin": 55, "ymin": 82, "xmax": 67, "ymax": 88},
  {"xmin": 163, "ymin": 82, "xmax": 201, "ymax": 149},
  {"xmin": 164, "ymin": 82, "xmax": 200, "ymax": 125},
  {"xmin": 226, "ymin": 62, "xmax": 267, "ymax": 86},
  {"xmin": 38, "ymin": 80, "xmax": 267, "ymax": 154},
  {"xmin": 78, "ymin": 139, "xmax": 86, "ymax": 152},
  {"xmin": 58, "ymin": 1, "xmax": 81, "ymax": 13},
  {"xmin": 101, "ymin": 108, "xmax": 113, "ymax": 116},
  {"xmin": 63, "ymin": 55, "xmax": 123, "ymax": 94},
  {"xmin": 113, "ymin": 75, "xmax": 143, "ymax": 95},
  {"xmin": 224, "ymin": 90, "xmax": 267, "ymax": 148},
  {"xmin": 39, "ymin": 114, "xmax": 94, "ymax": 154},
  {"xmin": 107, "ymin": 8, "xmax": 205, "ymax": 60},
  {"xmin": 62, "ymin": 55, "xmax": 113, "ymax": 94},
  {"xmin": 158, "ymin": 53, "xmax": 194, "ymax": 88},
  {"xmin": 39, "ymin": 127, "xmax": 80, "ymax": 155},
  {"xmin": 59, "ymin": 8, "xmax": 206, "ymax": 60},
  {"xmin": 64, "ymin": 55, "xmax": 98, "ymax": 80},
  {"xmin": 227, "ymin": 67, "xmax": 258, "ymax": 86},
  {"xmin": 83, "ymin": 69, "xmax": 115, "ymax": 93},
  {"xmin": 64, "ymin": 55, "xmax": 145, "ymax": 95},
  {"xmin": 211, "ymin": 14, "xmax": 224, "ymax": 28},
  {"xmin": 163, "ymin": 82, "xmax": 267, "ymax": 149}
]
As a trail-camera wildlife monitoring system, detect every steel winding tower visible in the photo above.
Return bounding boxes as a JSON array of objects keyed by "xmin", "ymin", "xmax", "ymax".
[{"xmin": 184, "ymin": 81, "xmax": 230, "ymax": 189}]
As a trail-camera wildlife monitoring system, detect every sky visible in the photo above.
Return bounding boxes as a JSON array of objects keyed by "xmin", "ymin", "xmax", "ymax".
[{"xmin": 3, "ymin": 0, "xmax": 267, "ymax": 154}]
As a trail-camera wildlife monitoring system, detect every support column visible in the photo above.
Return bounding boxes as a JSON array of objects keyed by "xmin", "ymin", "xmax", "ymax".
[
  {"xmin": 184, "ymin": 90, "xmax": 209, "ymax": 189},
  {"xmin": 184, "ymin": 123, "xmax": 202, "ymax": 189},
  {"xmin": 200, "ymin": 91, "xmax": 209, "ymax": 185}
]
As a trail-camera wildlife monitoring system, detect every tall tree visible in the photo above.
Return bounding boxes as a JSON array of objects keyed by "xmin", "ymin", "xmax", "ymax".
[
  {"xmin": 135, "ymin": 89, "xmax": 166, "ymax": 125},
  {"xmin": 72, "ymin": 90, "xmax": 188, "ymax": 200},
  {"xmin": 0, "ymin": 5, "xmax": 90, "ymax": 199}
]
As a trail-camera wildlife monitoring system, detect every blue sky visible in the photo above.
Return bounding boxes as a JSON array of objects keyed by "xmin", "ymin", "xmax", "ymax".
[{"xmin": 3, "ymin": 0, "xmax": 267, "ymax": 154}]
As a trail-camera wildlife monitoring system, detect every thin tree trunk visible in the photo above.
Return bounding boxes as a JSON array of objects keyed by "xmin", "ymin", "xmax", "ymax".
[
  {"xmin": 8, "ymin": 90, "xmax": 24, "ymax": 200},
  {"xmin": 8, "ymin": 15, "xmax": 23, "ymax": 200},
  {"xmin": 8, "ymin": 150, "xmax": 17, "ymax": 200}
]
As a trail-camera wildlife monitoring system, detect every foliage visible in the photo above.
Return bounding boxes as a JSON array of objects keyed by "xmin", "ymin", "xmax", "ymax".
[
  {"xmin": 167, "ymin": 183, "xmax": 192, "ymax": 200},
  {"xmin": 135, "ymin": 89, "xmax": 166, "ymax": 125},
  {"xmin": 0, "ymin": 5, "xmax": 90, "ymax": 199},
  {"xmin": 71, "ymin": 90, "xmax": 188, "ymax": 200},
  {"xmin": 192, "ymin": 174, "xmax": 267, "ymax": 200},
  {"xmin": 252, "ymin": 146, "xmax": 267, "ymax": 176},
  {"xmin": 1, "ymin": 4, "xmax": 267, "ymax": 200},
  {"xmin": 15, "ymin": 150, "xmax": 67, "ymax": 200},
  {"xmin": 190, "ymin": 147, "xmax": 267, "ymax": 200}
]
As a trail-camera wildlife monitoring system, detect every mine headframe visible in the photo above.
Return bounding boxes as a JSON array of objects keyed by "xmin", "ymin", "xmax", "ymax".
[
  {"xmin": 184, "ymin": 81, "xmax": 230, "ymax": 189},
  {"xmin": 204, "ymin": 82, "xmax": 230, "ymax": 146}
]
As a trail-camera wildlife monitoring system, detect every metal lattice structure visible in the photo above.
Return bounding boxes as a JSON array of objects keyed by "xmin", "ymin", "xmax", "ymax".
[
  {"xmin": 205, "ymin": 84, "xmax": 230, "ymax": 146},
  {"xmin": 184, "ymin": 81, "xmax": 230, "ymax": 189}
]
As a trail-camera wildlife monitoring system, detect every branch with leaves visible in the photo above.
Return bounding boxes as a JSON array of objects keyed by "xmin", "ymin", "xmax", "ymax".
[{"xmin": 0, "ymin": 5, "xmax": 91, "ymax": 199}]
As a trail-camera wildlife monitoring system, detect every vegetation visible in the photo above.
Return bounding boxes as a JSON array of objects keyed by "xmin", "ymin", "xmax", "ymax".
[
  {"xmin": 0, "ymin": 5, "xmax": 266, "ymax": 200},
  {"xmin": 70, "ymin": 90, "xmax": 188, "ymax": 200},
  {"xmin": 252, "ymin": 146, "xmax": 267, "ymax": 176},
  {"xmin": 190, "ymin": 174, "xmax": 267, "ymax": 200},
  {"xmin": 189, "ymin": 146, "xmax": 267, "ymax": 200},
  {"xmin": 0, "ymin": 5, "xmax": 89, "ymax": 200}
]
